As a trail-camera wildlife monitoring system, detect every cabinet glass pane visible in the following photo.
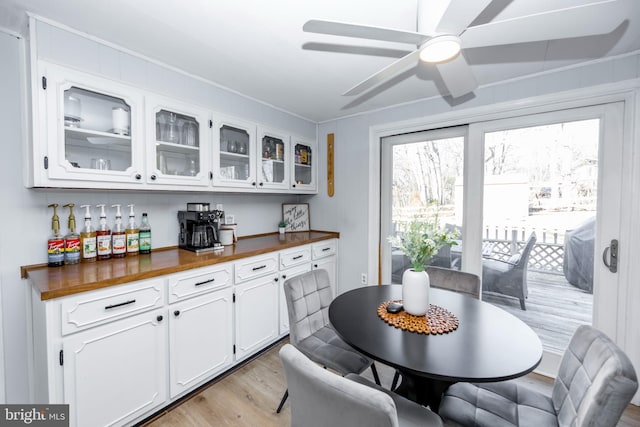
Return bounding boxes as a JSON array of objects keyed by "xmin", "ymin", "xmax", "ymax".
[
  {"xmin": 261, "ymin": 135, "xmax": 285, "ymax": 184},
  {"xmin": 63, "ymin": 87, "xmax": 132, "ymax": 172},
  {"xmin": 220, "ymin": 125, "xmax": 250, "ymax": 181},
  {"xmin": 155, "ymin": 109, "xmax": 201, "ymax": 176},
  {"xmin": 294, "ymin": 143, "xmax": 312, "ymax": 185}
]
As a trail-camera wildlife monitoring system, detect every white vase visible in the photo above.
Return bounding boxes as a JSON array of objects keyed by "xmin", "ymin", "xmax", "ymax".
[{"xmin": 402, "ymin": 268, "xmax": 430, "ymax": 316}]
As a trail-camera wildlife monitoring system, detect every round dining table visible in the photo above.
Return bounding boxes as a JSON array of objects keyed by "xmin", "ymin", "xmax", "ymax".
[{"xmin": 328, "ymin": 285, "xmax": 543, "ymax": 411}]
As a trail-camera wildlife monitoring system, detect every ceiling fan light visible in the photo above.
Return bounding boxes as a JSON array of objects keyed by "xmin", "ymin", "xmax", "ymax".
[{"xmin": 419, "ymin": 35, "xmax": 461, "ymax": 63}]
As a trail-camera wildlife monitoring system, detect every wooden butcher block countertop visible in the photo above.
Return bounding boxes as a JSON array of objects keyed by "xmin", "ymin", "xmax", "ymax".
[{"xmin": 22, "ymin": 231, "xmax": 339, "ymax": 300}]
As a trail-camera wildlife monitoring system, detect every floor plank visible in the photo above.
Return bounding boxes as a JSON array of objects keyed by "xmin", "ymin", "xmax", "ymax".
[{"xmin": 142, "ymin": 338, "xmax": 640, "ymax": 427}]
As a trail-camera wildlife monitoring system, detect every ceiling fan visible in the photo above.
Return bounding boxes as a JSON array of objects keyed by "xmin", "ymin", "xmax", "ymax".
[{"xmin": 303, "ymin": 0, "xmax": 630, "ymax": 98}]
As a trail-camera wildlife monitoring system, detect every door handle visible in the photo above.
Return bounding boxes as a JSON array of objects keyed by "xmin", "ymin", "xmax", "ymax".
[{"xmin": 602, "ymin": 239, "xmax": 618, "ymax": 273}]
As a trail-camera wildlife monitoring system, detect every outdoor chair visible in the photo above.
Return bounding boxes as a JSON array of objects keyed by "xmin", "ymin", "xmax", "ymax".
[
  {"xmin": 439, "ymin": 324, "xmax": 638, "ymax": 427},
  {"xmin": 482, "ymin": 232, "xmax": 536, "ymax": 310},
  {"xmin": 390, "ymin": 266, "xmax": 481, "ymax": 390},
  {"xmin": 279, "ymin": 343, "xmax": 443, "ymax": 427},
  {"xmin": 276, "ymin": 269, "xmax": 380, "ymax": 413}
]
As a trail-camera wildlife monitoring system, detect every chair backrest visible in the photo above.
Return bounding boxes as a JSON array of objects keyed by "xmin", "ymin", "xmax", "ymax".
[
  {"xmin": 279, "ymin": 343, "xmax": 399, "ymax": 427},
  {"xmin": 426, "ymin": 266, "xmax": 480, "ymax": 299},
  {"xmin": 552, "ymin": 325, "xmax": 638, "ymax": 427},
  {"xmin": 283, "ymin": 269, "xmax": 334, "ymax": 346},
  {"xmin": 513, "ymin": 232, "xmax": 537, "ymax": 271}
]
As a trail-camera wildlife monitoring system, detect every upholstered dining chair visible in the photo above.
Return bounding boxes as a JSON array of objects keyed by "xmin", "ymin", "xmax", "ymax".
[
  {"xmin": 280, "ymin": 343, "xmax": 444, "ymax": 427},
  {"xmin": 439, "ymin": 324, "xmax": 638, "ymax": 427},
  {"xmin": 276, "ymin": 268, "xmax": 380, "ymax": 413},
  {"xmin": 390, "ymin": 266, "xmax": 481, "ymax": 391},
  {"xmin": 482, "ymin": 232, "xmax": 537, "ymax": 310}
]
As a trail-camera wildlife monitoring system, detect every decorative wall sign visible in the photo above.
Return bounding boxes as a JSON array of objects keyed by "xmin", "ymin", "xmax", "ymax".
[
  {"xmin": 282, "ymin": 203, "xmax": 310, "ymax": 232},
  {"xmin": 328, "ymin": 133, "xmax": 335, "ymax": 197}
]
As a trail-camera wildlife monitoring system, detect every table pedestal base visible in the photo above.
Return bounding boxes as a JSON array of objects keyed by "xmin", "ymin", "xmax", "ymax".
[{"xmin": 394, "ymin": 371, "xmax": 454, "ymax": 412}]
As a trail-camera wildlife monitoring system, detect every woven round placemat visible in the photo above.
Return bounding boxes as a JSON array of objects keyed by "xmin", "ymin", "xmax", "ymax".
[{"xmin": 377, "ymin": 300, "xmax": 459, "ymax": 335}]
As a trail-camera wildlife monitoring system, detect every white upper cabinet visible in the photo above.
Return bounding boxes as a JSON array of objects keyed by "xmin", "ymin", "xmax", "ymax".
[
  {"xmin": 30, "ymin": 61, "xmax": 316, "ymax": 194},
  {"xmin": 291, "ymin": 136, "xmax": 317, "ymax": 193},
  {"xmin": 39, "ymin": 62, "xmax": 145, "ymax": 187},
  {"xmin": 145, "ymin": 95, "xmax": 211, "ymax": 187},
  {"xmin": 256, "ymin": 126, "xmax": 291, "ymax": 191},
  {"xmin": 212, "ymin": 115, "xmax": 257, "ymax": 189}
]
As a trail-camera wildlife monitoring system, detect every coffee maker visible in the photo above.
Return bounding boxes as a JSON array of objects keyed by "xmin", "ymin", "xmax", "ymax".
[{"xmin": 178, "ymin": 203, "xmax": 224, "ymax": 253}]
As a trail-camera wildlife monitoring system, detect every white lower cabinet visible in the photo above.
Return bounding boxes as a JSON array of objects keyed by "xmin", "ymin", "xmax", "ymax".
[
  {"xmin": 28, "ymin": 239, "xmax": 337, "ymax": 426},
  {"xmin": 278, "ymin": 263, "xmax": 312, "ymax": 335},
  {"xmin": 169, "ymin": 287, "xmax": 233, "ymax": 398},
  {"xmin": 62, "ymin": 308, "xmax": 167, "ymax": 427},
  {"xmin": 312, "ymin": 239, "xmax": 338, "ymax": 296},
  {"xmin": 234, "ymin": 275, "xmax": 279, "ymax": 361}
]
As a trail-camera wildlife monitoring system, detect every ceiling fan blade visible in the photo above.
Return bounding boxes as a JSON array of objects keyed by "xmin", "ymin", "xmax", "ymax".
[
  {"xmin": 434, "ymin": 0, "xmax": 493, "ymax": 35},
  {"xmin": 343, "ymin": 49, "xmax": 421, "ymax": 96},
  {"xmin": 303, "ymin": 19, "xmax": 429, "ymax": 45},
  {"xmin": 461, "ymin": 0, "xmax": 631, "ymax": 49},
  {"xmin": 436, "ymin": 53, "xmax": 478, "ymax": 98}
]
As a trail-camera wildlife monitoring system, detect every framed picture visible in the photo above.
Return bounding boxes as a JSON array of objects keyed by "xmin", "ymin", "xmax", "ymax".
[{"xmin": 282, "ymin": 203, "xmax": 310, "ymax": 232}]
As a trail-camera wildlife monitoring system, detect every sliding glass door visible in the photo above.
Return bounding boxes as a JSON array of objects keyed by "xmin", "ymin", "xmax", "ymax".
[{"xmin": 380, "ymin": 102, "xmax": 626, "ymax": 373}]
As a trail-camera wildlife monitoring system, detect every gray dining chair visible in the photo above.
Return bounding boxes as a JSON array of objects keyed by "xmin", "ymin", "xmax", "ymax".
[
  {"xmin": 280, "ymin": 343, "xmax": 443, "ymax": 427},
  {"xmin": 482, "ymin": 232, "xmax": 537, "ymax": 310},
  {"xmin": 439, "ymin": 324, "xmax": 638, "ymax": 427},
  {"xmin": 390, "ymin": 266, "xmax": 481, "ymax": 390},
  {"xmin": 426, "ymin": 266, "xmax": 481, "ymax": 299},
  {"xmin": 276, "ymin": 268, "xmax": 380, "ymax": 413}
]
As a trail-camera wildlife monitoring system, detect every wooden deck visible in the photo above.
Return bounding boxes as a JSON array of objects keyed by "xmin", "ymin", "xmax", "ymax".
[{"xmin": 482, "ymin": 270, "xmax": 593, "ymax": 353}]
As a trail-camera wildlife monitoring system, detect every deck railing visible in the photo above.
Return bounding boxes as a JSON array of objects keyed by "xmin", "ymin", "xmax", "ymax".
[{"xmin": 484, "ymin": 227, "xmax": 564, "ymax": 274}]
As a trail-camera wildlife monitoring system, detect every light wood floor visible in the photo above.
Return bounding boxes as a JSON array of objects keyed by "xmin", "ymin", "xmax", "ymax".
[{"xmin": 141, "ymin": 338, "xmax": 640, "ymax": 427}]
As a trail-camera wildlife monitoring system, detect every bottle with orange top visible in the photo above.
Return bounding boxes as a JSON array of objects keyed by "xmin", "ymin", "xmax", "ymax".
[
  {"xmin": 63, "ymin": 203, "xmax": 80, "ymax": 265},
  {"xmin": 47, "ymin": 203, "xmax": 64, "ymax": 267},
  {"xmin": 96, "ymin": 204, "xmax": 112, "ymax": 260}
]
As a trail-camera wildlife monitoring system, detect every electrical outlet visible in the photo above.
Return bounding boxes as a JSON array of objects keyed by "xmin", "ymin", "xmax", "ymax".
[{"xmin": 360, "ymin": 273, "xmax": 367, "ymax": 285}]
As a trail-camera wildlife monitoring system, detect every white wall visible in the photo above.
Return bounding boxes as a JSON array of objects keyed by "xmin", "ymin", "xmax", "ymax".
[
  {"xmin": 311, "ymin": 51, "xmax": 640, "ymax": 402},
  {"xmin": 0, "ymin": 20, "xmax": 317, "ymax": 403}
]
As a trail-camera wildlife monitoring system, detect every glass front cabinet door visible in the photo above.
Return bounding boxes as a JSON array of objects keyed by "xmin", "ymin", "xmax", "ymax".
[
  {"xmin": 145, "ymin": 96, "xmax": 210, "ymax": 187},
  {"xmin": 257, "ymin": 126, "xmax": 290, "ymax": 191},
  {"xmin": 212, "ymin": 116, "xmax": 256, "ymax": 189},
  {"xmin": 42, "ymin": 63, "xmax": 145, "ymax": 186},
  {"xmin": 291, "ymin": 136, "xmax": 317, "ymax": 193}
]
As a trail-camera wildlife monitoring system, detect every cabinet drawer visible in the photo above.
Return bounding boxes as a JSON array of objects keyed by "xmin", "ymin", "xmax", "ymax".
[
  {"xmin": 279, "ymin": 246, "xmax": 311, "ymax": 270},
  {"xmin": 312, "ymin": 240, "xmax": 337, "ymax": 259},
  {"xmin": 168, "ymin": 264, "xmax": 232, "ymax": 303},
  {"xmin": 60, "ymin": 279, "xmax": 165, "ymax": 336},
  {"xmin": 234, "ymin": 253, "xmax": 278, "ymax": 284}
]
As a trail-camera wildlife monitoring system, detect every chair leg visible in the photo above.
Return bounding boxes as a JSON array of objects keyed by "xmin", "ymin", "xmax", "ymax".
[
  {"xmin": 390, "ymin": 370, "xmax": 400, "ymax": 390},
  {"xmin": 276, "ymin": 389, "xmax": 288, "ymax": 414},
  {"xmin": 520, "ymin": 298, "xmax": 526, "ymax": 310},
  {"xmin": 370, "ymin": 362, "xmax": 381, "ymax": 386}
]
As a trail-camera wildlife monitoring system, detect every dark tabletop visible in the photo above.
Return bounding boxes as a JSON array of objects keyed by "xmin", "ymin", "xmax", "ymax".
[{"xmin": 329, "ymin": 285, "xmax": 543, "ymax": 383}]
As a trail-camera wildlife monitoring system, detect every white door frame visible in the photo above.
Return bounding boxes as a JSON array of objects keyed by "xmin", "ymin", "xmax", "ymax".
[{"xmin": 368, "ymin": 81, "xmax": 638, "ymax": 392}]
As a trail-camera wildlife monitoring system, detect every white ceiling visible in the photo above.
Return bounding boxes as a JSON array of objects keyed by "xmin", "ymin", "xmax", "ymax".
[{"xmin": 1, "ymin": 0, "xmax": 639, "ymax": 122}]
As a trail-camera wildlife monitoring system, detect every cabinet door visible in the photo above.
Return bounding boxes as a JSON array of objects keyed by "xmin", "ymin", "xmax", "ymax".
[
  {"xmin": 313, "ymin": 255, "xmax": 337, "ymax": 297},
  {"xmin": 291, "ymin": 136, "xmax": 317, "ymax": 193},
  {"xmin": 278, "ymin": 263, "xmax": 312, "ymax": 336},
  {"xmin": 145, "ymin": 95, "xmax": 211, "ymax": 187},
  {"xmin": 42, "ymin": 62, "xmax": 145, "ymax": 187},
  {"xmin": 62, "ymin": 308, "xmax": 167, "ymax": 427},
  {"xmin": 234, "ymin": 275, "xmax": 278, "ymax": 360},
  {"xmin": 169, "ymin": 288, "xmax": 233, "ymax": 398},
  {"xmin": 257, "ymin": 126, "xmax": 290, "ymax": 190},
  {"xmin": 212, "ymin": 115, "xmax": 257, "ymax": 189}
]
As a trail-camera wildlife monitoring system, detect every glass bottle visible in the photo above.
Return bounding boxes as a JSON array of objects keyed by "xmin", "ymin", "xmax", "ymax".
[{"xmin": 139, "ymin": 213, "xmax": 151, "ymax": 254}]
